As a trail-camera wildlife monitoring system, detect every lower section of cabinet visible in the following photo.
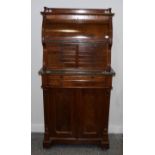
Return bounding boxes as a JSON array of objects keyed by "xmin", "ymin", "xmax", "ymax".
[{"xmin": 42, "ymin": 88, "xmax": 111, "ymax": 149}]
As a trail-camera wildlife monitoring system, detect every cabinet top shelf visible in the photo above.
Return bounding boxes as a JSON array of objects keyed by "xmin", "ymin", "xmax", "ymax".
[{"xmin": 41, "ymin": 7, "xmax": 114, "ymax": 16}]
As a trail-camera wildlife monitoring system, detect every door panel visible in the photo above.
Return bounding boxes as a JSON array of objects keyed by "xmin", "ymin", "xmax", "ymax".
[
  {"xmin": 78, "ymin": 89, "xmax": 106, "ymax": 138},
  {"xmin": 48, "ymin": 88, "xmax": 76, "ymax": 138}
]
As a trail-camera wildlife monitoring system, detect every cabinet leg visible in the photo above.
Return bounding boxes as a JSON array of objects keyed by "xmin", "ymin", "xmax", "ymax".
[
  {"xmin": 43, "ymin": 139, "xmax": 52, "ymax": 148},
  {"xmin": 101, "ymin": 141, "xmax": 109, "ymax": 150},
  {"xmin": 43, "ymin": 131, "xmax": 52, "ymax": 148},
  {"xmin": 101, "ymin": 131, "xmax": 110, "ymax": 150}
]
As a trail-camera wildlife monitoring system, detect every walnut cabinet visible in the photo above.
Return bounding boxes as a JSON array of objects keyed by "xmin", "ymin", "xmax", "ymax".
[{"xmin": 39, "ymin": 7, "xmax": 115, "ymax": 149}]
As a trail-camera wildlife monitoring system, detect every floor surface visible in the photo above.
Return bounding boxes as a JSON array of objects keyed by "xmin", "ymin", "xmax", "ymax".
[{"xmin": 31, "ymin": 133, "xmax": 123, "ymax": 155}]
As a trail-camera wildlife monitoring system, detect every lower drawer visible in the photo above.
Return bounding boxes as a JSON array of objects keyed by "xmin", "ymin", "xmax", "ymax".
[
  {"xmin": 62, "ymin": 80, "xmax": 105, "ymax": 88},
  {"xmin": 42, "ymin": 75, "xmax": 111, "ymax": 88}
]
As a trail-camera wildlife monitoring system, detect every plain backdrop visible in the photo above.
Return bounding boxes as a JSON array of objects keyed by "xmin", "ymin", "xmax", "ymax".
[{"xmin": 31, "ymin": 0, "xmax": 123, "ymax": 133}]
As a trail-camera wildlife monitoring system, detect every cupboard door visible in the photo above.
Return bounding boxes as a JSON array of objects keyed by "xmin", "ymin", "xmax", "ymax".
[
  {"xmin": 47, "ymin": 88, "xmax": 77, "ymax": 138},
  {"xmin": 78, "ymin": 89, "xmax": 106, "ymax": 138}
]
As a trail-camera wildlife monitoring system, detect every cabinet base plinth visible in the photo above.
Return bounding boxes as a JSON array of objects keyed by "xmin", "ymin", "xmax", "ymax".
[{"xmin": 43, "ymin": 136, "xmax": 110, "ymax": 150}]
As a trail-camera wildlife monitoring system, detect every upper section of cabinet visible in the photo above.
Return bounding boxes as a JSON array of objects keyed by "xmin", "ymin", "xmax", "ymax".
[
  {"xmin": 41, "ymin": 7, "xmax": 114, "ymax": 44},
  {"xmin": 41, "ymin": 8, "xmax": 114, "ymax": 71}
]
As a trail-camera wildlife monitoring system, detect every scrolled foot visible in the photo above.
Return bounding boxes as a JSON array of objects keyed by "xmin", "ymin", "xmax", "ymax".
[
  {"xmin": 43, "ymin": 139, "xmax": 52, "ymax": 148},
  {"xmin": 101, "ymin": 141, "xmax": 109, "ymax": 150}
]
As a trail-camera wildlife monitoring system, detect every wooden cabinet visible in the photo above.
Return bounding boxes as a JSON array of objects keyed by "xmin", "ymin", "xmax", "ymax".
[{"xmin": 39, "ymin": 7, "xmax": 115, "ymax": 149}]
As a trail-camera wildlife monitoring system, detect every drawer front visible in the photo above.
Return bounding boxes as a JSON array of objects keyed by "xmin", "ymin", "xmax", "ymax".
[
  {"xmin": 63, "ymin": 75, "xmax": 105, "ymax": 81},
  {"xmin": 62, "ymin": 80, "xmax": 105, "ymax": 88},
  {"xmin": 46, "ymin": 75, "xmax": 62, "ymax": 87},
  {"xmin": 43, "ymin": 75, "xmax": 108, "ymax": 88}
]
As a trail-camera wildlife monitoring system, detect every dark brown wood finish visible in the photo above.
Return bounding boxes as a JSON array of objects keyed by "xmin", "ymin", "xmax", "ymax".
[{"xmin": 39, "ymin": 8, "xmax": 115, "ymax": 149}]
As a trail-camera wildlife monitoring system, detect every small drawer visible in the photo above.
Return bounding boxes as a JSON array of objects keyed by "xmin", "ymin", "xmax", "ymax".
[
  {"xmin": 48, "ymin": 79, "xmax": 62, "ymax": 87},
  {"xmin": 45, "ymin": 75, "xmax": 62, "ymax": 87},
  {"xmin": 62, "ymin": 80, "xmax": 105, "ymax": 88},
  {"xmin": 63, "ymin": 75, "xmax": 105, "ymax": 81},
  {"xmin": 62, "ymin": 75, "xmax": 105, "ymax": 88}
]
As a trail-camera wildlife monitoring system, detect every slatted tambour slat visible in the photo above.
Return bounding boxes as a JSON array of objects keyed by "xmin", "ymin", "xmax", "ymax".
[
  {"xmin": 78, "ymin": 44, "xmax": 108, "ymax": 69},
  {"xmin": 60, "ymin": 45, "xmax": 77, "ymax": 68},
  {"xmin": 45, "ymin": 45, "xmax": 78, "ymax": 69}
]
